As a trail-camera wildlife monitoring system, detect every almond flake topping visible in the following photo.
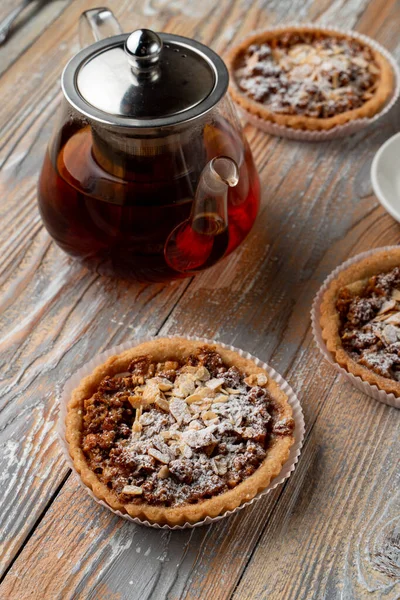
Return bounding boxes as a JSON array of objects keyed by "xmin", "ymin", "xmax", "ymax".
[
  {"xmin": 244, "ymin": 373, "xmax": 268, "ymax": 387},
  {"xmin": 81, "ymin": 347, "xmax": 288, "ymax": 509},
  {"xmin": 385, "ymin": 312, "xmax": 400, "ymax": 326},
  {"xmin": 122, "ymin": 485, "xmax": 143, "ymax": 495},
  {"xmin": 194, "ymin": 366, "xmax": 211, "ymax": 381},
  {"xmin": 142, "ymin": 381, "xmax": 160, "ymax": 404},
  {"xmin": 148, "ymin": 448, "xmax": 170, "ymax": 464},
  {"xmin": 150, "ymin": 376, "xmax": 174, "ymax": 391},
  {"xmin": 157, "ymin": 466, "xmax": 170, "ymax": 479},
  {"xmin": 378, "ymin": 299, "xmax": 397, "ymax": 314},
  {"xmin": 206, "ymin": 378, "xmax": 225, "ymax": 391},
  {"xmin": 173, "ymin": 374, "xmax": 196, "ymax": 398},
  {"xmin": 337, "ymin": 268, "xmax": 400, "ymax": 380},
  {"xmin": 169, "ymin": 398, "xmax": 192, "ymax": 425},
  {"xmin": 235, "ymin": 33, "xmax": 380, "ymax": 119}
]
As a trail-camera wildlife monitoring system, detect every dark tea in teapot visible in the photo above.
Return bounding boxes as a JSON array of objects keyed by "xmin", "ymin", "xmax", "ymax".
[{"xmin": 39, "ymin": 115, "xmax": 259, "ymax": 282}]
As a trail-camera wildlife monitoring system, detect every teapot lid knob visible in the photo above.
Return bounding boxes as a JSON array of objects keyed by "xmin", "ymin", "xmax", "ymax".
[{"xmin": 124, "ymin": 29, "xmax": 162, "ymax": 73}]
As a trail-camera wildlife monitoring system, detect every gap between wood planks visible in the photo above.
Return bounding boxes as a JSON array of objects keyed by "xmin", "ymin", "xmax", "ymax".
[{"xmin": 0, "ymin": 470, "xmax": 71, "ymax": 586}]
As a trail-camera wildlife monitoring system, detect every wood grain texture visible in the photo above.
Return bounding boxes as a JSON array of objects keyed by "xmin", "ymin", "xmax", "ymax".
[
  {"xmin": 0, "ymin": 0, "xmax": 399, "ymax": 598},
  {"xmin": 0, "ymin": 0, "xmax": 73, "ymax": 77}
]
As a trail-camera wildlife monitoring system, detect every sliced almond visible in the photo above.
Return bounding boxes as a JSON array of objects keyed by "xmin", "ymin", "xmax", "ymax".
[
  {"xmin": 210, "ymin": 458, "xmax": 219, "ymax": 475},
  {"xmin": 392, "ymin": 289, "xmax": 400, "ymax": 301},
  {"xmin": 213, "ymin": 394, "xmax": 228, "ymax": 403},
  {"xmin": 179, "ymin": 443, "xmax": 193, "ymax": 459},
  {"xmin": 213, "ymin": 457, "xmax": 228, "ymax": 476},
  {"xmin": 135, "ymin": 404, "xmax": 143, "ymax": 417},
  {"xmin": 179, "ymin": 365, "xmax": 198, "ymax": 375},
  {"xmin": 385, "ymin": 313, "xmax": 400, "ymax": 327},
  {"xmin": 374, "ymin": 311, "xmax": 397, "ymax": 322},
  {"xmin": 188, "ymin": 419, "xmax": 203, "ymax": 430},
  {"xmin": 353, "ymin": 56, "xmax": 368, "ymax": 68},
  {"xmin": 132, "ymin": 421, "xmax": 142, "ymax": 433},
  {"xmin": 201, "ymin": 410, "xmax": 218, "ymax": 421},
  {"xmin": 128, "ymin": 395, "xmax": 144, "ymax": 409},
  {"xmin": 173, "ymin": 374, "xmax": 196, "ymax": 398},
  {"xmin": 157, "ymin": 466, "xmax": 170, "ymax": 479},
  {"xmin": 256, "ymin": 373, "xmax": 268, "ymax": 386},
  {"xmin": 122, "ymin": 485, "xmax": 143, "ymax": 496},
  {"xmin": 155, "ymin": 396, "xmax": 170, "ymax": 412},
  {"xmin": 206, "ymin": 378, "xmax": 225, "ymax": 391},
  {"xmin": 185, "ymin": 392, "xmax": 204, "ymax": 404},
  {"xmin": 378, "ymin": 299, "xmax": 397, "ymax": 314},
  {"xmin": 142, "ymin": 381, "xmax": 160, "ymax": 404},
  {"xmin": 198, "ymin": 400, "xmax": 213, "ymax": 411},
  {"xmin": 195, "ymin": 366, "xmax": 210, "ymax": 381},
  {"xmin": 160, "ymin": 430, "xmax": 182, "ymax": 441},
  {"xmin": 150, "ymin": 376, "xmax": 173, "ymax": 391},
  {"xmin": 139, "ymin": 412, "xmax": 154, "ymax": 426},
  {"xmin": 170, "ymin": 398, "xmax": 192, "ymax": 425},
  {"xmin": 225, "ymin": 387, "xmax": 241, "ymax": 395},
  {"xmin": 381, "ymin": 324, "xmax": 399, "ymax": 344},
  {"xmin": 244, "ymin": 373, "xmax": 268, "ymax": 387},
  {"xmin": 368, "ymin": 63, "xmax": 380, "ymax": 75},
  {"xmin": 114, "ymin": 371, "xmax": 131, "ymax": 378},
  {"xmin": 148, "ymin": 448, "xmax": 170, "ymax": 464}
]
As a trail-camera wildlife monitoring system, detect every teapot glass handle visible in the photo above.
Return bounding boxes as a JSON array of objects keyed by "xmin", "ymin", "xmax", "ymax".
[{"xmin": 79, "ymin": 7, "xmax": 122, "ymax": 48}]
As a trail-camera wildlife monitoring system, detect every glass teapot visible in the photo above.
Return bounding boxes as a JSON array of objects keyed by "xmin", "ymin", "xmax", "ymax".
[{"xmin": 38, "ymin": 8, "xmax": 260, "ymax": 282}]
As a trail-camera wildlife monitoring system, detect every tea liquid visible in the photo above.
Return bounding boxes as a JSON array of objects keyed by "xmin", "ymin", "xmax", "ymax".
[{"xmin": 38, "ymin": 118, "xmax": 259, "ymax": 282}]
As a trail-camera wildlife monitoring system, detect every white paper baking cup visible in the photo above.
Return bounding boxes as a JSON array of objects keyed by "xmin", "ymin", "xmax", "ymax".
[
  {"xmin": 234, "ymin": 24, "xmax": 400, "ymax": 141},
  {"xmin": 58, "ymin": 336, "xmax": 305, "ymax": 529},
  {"xmin": 312, "ymin": 247, "xmax": 400, "ymax": 409}
]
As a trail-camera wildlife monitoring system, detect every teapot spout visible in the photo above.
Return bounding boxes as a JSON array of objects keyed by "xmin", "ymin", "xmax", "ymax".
[
  {"xmin": 164, "ymin": 156, "xmax": 239, "ymax": 274},
  {"xmin": 190, "ymin": 156, "xmax": 239, "ymax": 236}
]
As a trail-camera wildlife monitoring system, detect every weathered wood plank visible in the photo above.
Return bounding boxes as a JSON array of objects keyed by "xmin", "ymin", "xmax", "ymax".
[
  {"xmin": 0, "ymin": 0, "xmax": 198, "ymax": 576},
  {"xmin": 1, "ymin": 0, "xmax": 400, "ymax": 598},
  {"xmin": 232, "ymin": 388, "xmax": 400, "ymax": 600},
  {"xmin": 0, "ymin": 0, "xmax": 73, "ymax": 77}
]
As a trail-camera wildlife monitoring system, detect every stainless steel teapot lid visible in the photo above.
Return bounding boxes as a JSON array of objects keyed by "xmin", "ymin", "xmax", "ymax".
[{"xmin": 62, "ymin": 29, "xmax": 229, "ymax": 128}]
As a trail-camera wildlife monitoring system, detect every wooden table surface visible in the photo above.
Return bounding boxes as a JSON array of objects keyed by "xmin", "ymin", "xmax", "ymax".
[{"xmin": 0, "ymin": 0, "xmax": 399, "ymax": 598}]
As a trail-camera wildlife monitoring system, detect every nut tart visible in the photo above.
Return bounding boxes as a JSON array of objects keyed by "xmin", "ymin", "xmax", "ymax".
[
  {"xmin": 227, "ymin": 26, "xmax": 394, "ymax": 131},
  {"xmin": 66, "ymin": 338, "xmax": 295, "ymax": 525},
  {"xmin": 320, "ymin": 248, "xmax": 400, "ymax": 396}
]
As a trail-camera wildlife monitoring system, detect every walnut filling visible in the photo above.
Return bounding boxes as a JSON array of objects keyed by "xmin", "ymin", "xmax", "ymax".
[
  {"xmin": 336, "ymin": 267, "xmax": 400, "ymax": 380},
  {"xmin": 81, "ymin": 348, "xmax": 294, "ymax": 507},
  {"xmin": 235, "ymin": 32, "xmax": 380, "ymax": 118}
]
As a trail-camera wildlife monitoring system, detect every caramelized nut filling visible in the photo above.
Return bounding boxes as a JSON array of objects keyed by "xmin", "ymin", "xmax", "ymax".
[
  {"xmin": 235, "ymin": 32, "xmax": 380, "ymax": 118},
  {"xmin": 81, "ymin": 348, "xmax": 294, "ymax": 507},
  {"xmin": 337, "ymin": 267, "xmax": 400, "ymax": 380}
]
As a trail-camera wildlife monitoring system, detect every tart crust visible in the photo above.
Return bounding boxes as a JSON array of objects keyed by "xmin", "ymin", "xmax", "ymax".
[
  {"xmin": 66, "ymin": 338, "xmax": 295, "ymax": 526},
  {"xmin": 227, "ymin": 26, "xmax": 394, "ymax": 131},
  {"xmin": 320, "ymin": 248, "xmax": 400, "ymax": 396}
]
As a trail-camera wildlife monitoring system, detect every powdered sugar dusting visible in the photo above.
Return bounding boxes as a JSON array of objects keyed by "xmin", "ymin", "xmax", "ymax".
[
  {"xmin": 338, "ymin": 267, "xmax": 400, "ymax": 380},
  {"xmin": 235, "ymin": 32, "xmax": 380, "ymax": 118},
  {"xmin": 80, "ymin": 349, "xmax": 294, "ymax": 508}
]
